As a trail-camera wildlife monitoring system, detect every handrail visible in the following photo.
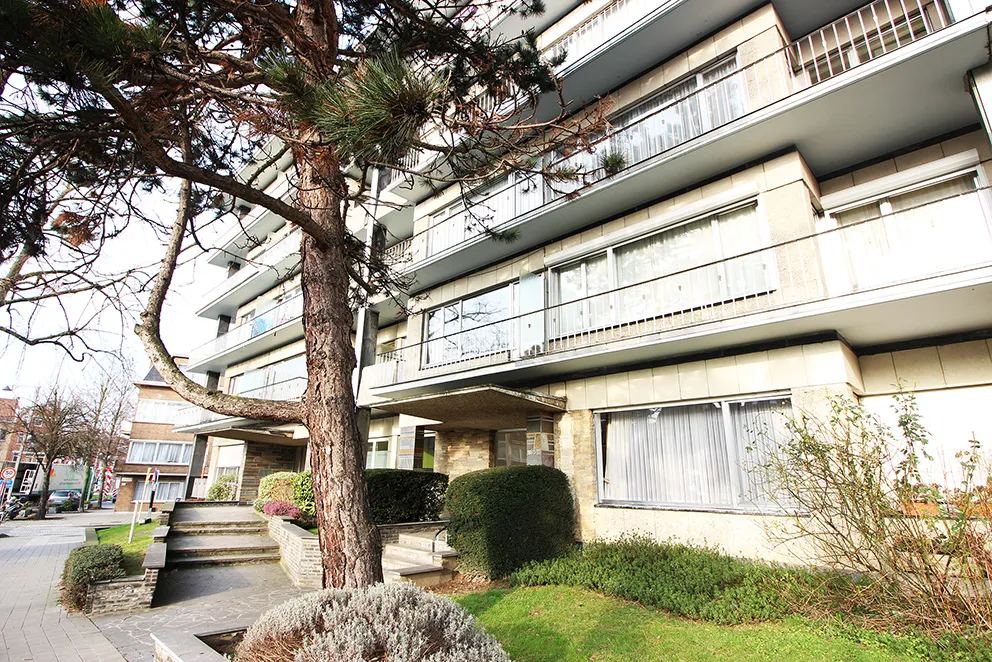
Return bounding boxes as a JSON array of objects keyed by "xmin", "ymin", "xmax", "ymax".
[
  {"xmin": 189, "ymin": 293, "xmax": 304, "ymax": 364},
  {"xmin": 390, "ymin": 0, "xmax": 961, "ymax": 265},
  {"xmin": 372, "ymin": 185, "xmax": 992, "ymax": 382}
]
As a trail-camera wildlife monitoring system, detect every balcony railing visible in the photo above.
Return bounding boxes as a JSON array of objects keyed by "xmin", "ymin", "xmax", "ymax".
[
  {"xmin": 201, "ymin": 228, "xmax": 302, "ymax": 306},
  {"xmin": 189, "ymin": 293, "xmax": 304, "ymax": 365},
  {"xmin": 372, "ymin": 188, "xmax": 992, "ymax": 388},
  {"xmin": 174, "ymin": 405, "xmax": 226, "ymax": 428},
  {"xmin": 389, "ymin": 0, "xmax": 960, "ymax": 267},
  {"xmin": 237, "ymin": 376, "xmax": 308, "ymax": 401},
  {"xmin": 545, "ymin": 0, "xmax": 662, "ymax": 71}
]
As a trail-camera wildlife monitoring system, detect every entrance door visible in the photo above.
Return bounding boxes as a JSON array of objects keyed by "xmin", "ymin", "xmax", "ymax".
[{"xmin": 495, "ymin": 430, "xmax": 527, "ymax": 467}]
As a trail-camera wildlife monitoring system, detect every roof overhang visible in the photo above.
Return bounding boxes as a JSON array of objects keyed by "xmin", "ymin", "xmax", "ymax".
[{"xmin": 374, "ymin": 385, "xmax": 566, "ymax": 430}]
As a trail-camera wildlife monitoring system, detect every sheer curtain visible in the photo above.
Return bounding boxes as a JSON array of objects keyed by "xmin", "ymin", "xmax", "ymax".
[
  {"xmin": 552, "ymin": 254, "xmax": 611, "ymax": 336},
  {"xmin": 128, "ymin": 441, "xmax": 156, "ymax": 463},
  {"xmin": 728, "ymin": 399, "xmax": 792, "ymax": 508},
  {"xmin": 155, "ymin": 442, "xmax": 192, "ymax": 464},
  {"xmin": 603, "ymin": 404, "xmax": 733, "ymax": 507}
]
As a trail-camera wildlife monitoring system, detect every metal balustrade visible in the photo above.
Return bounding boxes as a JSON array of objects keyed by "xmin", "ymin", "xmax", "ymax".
[
  {"xmin": 546, "ymin": 0, "xmax": 662, "ymax": 71},
  {"xmin": 237, "ymin": 376, "xmax": 308, "ymax": 401},
  {"xmin": 388, "ymin": 0, "xmax": 960, "ymax": 266},
  {"xmin": 372, "ymin": 188, "xmax": 992, "ymax": 388},
  {"xmin": 189, "ymin": 293, "xmax": 304, "ymax": 365}
]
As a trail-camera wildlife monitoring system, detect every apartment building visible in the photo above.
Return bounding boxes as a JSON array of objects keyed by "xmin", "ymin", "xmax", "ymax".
[
  {"xmin": 178, "ymin": 0, "xmax": 992, "ymax": 561},
  {"xmin": 116, "ymin": 360, "xmax": 207, "ymax": 511}
]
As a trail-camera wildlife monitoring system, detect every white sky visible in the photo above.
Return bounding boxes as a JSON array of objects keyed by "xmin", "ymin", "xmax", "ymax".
[{"xmin": 0, "ymin": 193, "xmax": 225, "ymax": 400}]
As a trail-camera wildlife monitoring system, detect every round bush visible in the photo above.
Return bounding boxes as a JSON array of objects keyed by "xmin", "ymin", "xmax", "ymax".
[
  {"xmin": 253, "ymin": 471, "xmax": 298, "ymax": 512},
  {"xmin": 446, "ymin": 465, "xmax": 575, "ymax": 579},
  {"xmin": 235, "ymin": 583, "xmax": 510, "ymax": 662},
  {"xmin": 292, "ymin": 470, "xmax": 315, "ymax": 518},
  {"xmin": 262, "ymin": 500, "xmax": 303, "ymax": 519},
  {"xmin": 59, "ymin": 544, "xmax": 126, "ymax": 611}
]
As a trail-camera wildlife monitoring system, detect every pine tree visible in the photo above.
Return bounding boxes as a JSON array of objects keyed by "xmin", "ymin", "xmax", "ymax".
[{"xmin": 1, "ymin": 0, "xmax": 605, "ymax": 586}]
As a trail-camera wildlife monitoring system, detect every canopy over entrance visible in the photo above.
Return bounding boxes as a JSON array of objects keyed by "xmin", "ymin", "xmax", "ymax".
[{"xmin": 375, "ymin": 385, "xmax": 566, "ymax": 430}]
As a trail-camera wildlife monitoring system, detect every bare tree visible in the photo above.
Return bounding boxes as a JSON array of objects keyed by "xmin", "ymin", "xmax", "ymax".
[
  {"xmin": 18, "ymin": 387, "xmax": 88, "ymax": 519},
  {"xmin": 2, "ymin": 0, "xmax": 608, "ymax": 586},
  {"xmin": 79, "ymin": 363, "xmax": 134, "ymax": 510}
]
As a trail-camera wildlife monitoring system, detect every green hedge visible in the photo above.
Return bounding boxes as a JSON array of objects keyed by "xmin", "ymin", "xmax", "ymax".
[
  {"xmin": 253, "ymin": 471, "xmax": 298, "ymax": 512},
  {"xmin": 446, "ymin": 465, "xmax": 574, "ymax": 579},
  {"xmin": 291, "ymin": 469, "xmax": 448, "ymax": 524},
  {"xmin": 366, "ymin": 469, "xmax": 447, "ymax": 524},
  {"xmin": 512, "ymin": 536, "xmax": 804, "ymax": 625},
  {"xmin": 59, "ymin": 545, "xmax": 126, "ymax": 611}
]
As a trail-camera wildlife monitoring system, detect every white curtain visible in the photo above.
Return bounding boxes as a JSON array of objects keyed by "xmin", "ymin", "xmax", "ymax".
[
  {"xmin": 154, "ymin": 443, "xmax": 192, "ymax": 464},
  {"xmin": 135, "ymin": 480, "xmax": 183, "ymax": 502},
  {"xmin": 728, "ymin": 399, "xmax": 792, "ymax": 507},
  {"xmin": 128, "ymin": 441, "xmax": 156, "ymax": 463},
  {"xmin": 604, "ymin": 404, "xmax": 733, "ymax": 507},
  {"xmin": 553, "ymin": 254, "xmax": 611, "ymax": 336}
]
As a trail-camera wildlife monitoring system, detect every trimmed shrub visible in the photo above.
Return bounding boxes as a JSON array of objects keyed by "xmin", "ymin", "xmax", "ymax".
[
  {"xmin": 236, "ymin": 583, "xmax": 509, "ymax": 662},
  {"xmin": 446, "ymin": 465, "xmax": 574, "ymax": 579},
  {"xmin": 292, "ymin": 469, "xmax": 448, "ymax": 524},
  {"xmin": 59, "ymin": 544, "xmax": 126, "ymax": 611},
  {"xmin": 366, "ymin": 469, "xmax": 447, "ymax": 524},
  {"xmin": 263, "ymin": 500, "xmax": 303, "ymax": 519},
  {"xmin": 292, "ymin": 470, "xmax": 315, "ymax": 518},
  {"xmin": 207, "ymin": 474, "xmax": 238, "ymax": 501},
  {"xmin": 512, "ymin": 536, "xmax": 809, "ymax": 625},
  {"xmin": 253, "ymin": 471, "xmax": 298, "ymax": 512}
]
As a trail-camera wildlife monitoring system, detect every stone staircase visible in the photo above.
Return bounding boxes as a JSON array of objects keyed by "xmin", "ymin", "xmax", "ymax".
[
  {"xmin": 382, "ymin": 531, "xmax": 459, "ymax": 587},
  {"xmin": 165, "ymin": 505, "xmax": 281, "ymax": 568}
]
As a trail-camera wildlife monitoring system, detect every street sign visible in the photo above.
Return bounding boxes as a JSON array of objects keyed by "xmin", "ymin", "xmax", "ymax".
[{"xmin": 0, "ymin": 467, "xmax": 15, "ymax": 481}]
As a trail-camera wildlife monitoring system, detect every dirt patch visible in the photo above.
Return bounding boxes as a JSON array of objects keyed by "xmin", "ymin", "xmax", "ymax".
[{"xmin": 427, "ymin": 574, "xmax": 510, "ymax": 596}]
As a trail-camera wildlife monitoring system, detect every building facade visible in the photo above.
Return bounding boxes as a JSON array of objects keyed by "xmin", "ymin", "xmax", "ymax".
[
  {"xmin": 178, "ymin": 0, "xmax": 992, "ymax": 561},
  {"xmin": 117, "ymin": 361, "xmax": 206, "ymax": 511}
]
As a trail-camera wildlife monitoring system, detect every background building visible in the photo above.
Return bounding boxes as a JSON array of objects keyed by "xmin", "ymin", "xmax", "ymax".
[
  {"xmin": 179, "ymin": 0, "xmax": 992, "ymax": 560},
  {"xmin": 117, "ymin": 359, "xmax": 207, "ymax": 511}
]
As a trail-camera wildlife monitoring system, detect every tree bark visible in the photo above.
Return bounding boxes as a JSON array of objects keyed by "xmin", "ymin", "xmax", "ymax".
[
  {"xmin": 297, "ymin": 150, "xmax": 383, "ymax": 588},
  {"xmin": 36, "ymin": 461, "xmax": 52, "ymax": 519}
]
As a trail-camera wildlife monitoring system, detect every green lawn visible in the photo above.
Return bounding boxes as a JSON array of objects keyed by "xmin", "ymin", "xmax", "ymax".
[
  {"xmin": 96, "ymin": 522, "xmax": 157, "ymax": 576},
  {"xmin": 455, "ymin": 586, "xmax": 917, "ymax": 662}
]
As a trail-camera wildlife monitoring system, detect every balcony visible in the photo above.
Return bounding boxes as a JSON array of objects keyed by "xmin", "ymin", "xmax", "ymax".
[
  {"xmin": 198, "ymin": 228, "xmax": 302, "ymax": 319},
  {"xmin": 386, "ymin": 0, "xmax": 989, "ymax": 293},
  {"xmin": 187, "ymin": 294, "xmax": 304, "ymax": 373},
  {"xmin": 208, "ymin": 173, "xmax": 294, "ymax": 268},
  {"xmin": 173, "ymin": 377, "xmax": 308, "ymax": 435},
  {"xmin": 368, "ymin": 187, "xmax": 992, "ymax": 399}
]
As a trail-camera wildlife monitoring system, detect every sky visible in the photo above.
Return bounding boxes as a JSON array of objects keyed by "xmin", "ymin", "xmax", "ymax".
[{"xmin": 0, "ymin": 193, "xmax": 226, "ymax": 403}]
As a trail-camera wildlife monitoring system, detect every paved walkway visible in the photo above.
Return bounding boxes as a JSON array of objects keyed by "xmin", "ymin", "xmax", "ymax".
[{"xmin": 0, "ymin": 508, "xmax": 132, "ymax": 662}]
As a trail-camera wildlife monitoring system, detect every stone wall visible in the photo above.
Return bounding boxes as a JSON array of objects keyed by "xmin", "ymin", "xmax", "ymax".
[
  {"xmin": 240, "ymin": 442, "xmax": 299, "ymax": 502},
  {"xmin": 86, "ymin": 568, "xmax": 158, "ymax": 615},
  {"xmin": 434, "ymin": 429, "xmax": 492, "ymax": 479},
  {"xmin": 264, "ymin": 515, "xmax": 322, "ymax": 588},
  {"xmin": 555, "ymin": 409, "xmax": 597, "ymax": 542}
]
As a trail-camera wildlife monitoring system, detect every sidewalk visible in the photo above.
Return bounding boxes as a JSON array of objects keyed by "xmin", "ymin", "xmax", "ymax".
[{"xmin": 0, "ymin": 507, "xmax": 132, "ymax": 662}]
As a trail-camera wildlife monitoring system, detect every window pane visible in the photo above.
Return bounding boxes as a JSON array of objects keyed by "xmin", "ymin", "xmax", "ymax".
[
  {"xmin": 461, "ymin": 287, "xmax": 512, "ymax": 358},
  {"xmin": 728, "ymin": 398, "xmax": 792, "ymax": 507},
  {"xmin": 603, "ymin": 404, "xmax": 733, "ymax": 507}
]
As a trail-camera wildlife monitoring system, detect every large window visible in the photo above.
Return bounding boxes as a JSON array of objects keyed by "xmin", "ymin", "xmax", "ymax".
[
  {"xmin": 133, "ymin": 480, "xmax": 184, "ymax": 503},
  {"xmin": 127, "ymin": 441, "xmax": 194, "ymax": 465},
  {"xmin": 424, "ymin": 283, "xmax": 516, "ymax": 366},
  {"xmin": 228, "ymin": 354, "xmax": 306, "ymax": 398},
  {"xmin": 134, "ymin": 399, "xmax": 187, "ymax": 424},
  {"xmin": 826, "ymin": 170, "xmax": 992, "ymax": 291},
  {"xmin": 598, "ymin": 397, "xmax": 791, "ymax": 510},
  {"xmin": 551, "ymin": 203, "xmax": 773, "ymax": 337}
]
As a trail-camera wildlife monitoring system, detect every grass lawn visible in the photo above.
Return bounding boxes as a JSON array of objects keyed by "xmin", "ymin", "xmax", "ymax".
[
  {"xmin": 455, "ymin": 586, "xmax": 917, "ymax": 662},
  {"xmin": 96, "ymin": 522, "xmax": 157, "ymax": 576}
]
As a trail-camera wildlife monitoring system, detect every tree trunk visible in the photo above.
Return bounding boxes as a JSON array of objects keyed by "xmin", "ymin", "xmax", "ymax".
[
  {"xmin": 36, "ymin": 462, "xmax": 52, "ymax": 519},
  {"xmin": 298, "ymin": 151, "xmax": 383, "ymax": 588}
]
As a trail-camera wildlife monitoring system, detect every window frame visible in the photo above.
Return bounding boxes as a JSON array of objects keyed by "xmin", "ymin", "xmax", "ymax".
[
  {"xmin": 422, "ymin": 281, "xmax": 519, "ymax": 368},
  {"xmin": 548, "ymin": 198, "xmax": 774, "ymax": 338},
  {"xmin": 126, "ymin": 440, "xmax": 194, "ymax": 466},
  {"xmin": 593, "ymin": 393, "xmax": 793, "ymax": 514},
  {"xmin": 133, "ymin": 399, "xmax": 187, "ymax": 424}
]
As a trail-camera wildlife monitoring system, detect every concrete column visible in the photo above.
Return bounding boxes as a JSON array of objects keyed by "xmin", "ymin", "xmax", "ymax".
[
  {"xmin": 969, "ymin": 63, "xmax": 992, "ymax": 146},
  {"xmin": 184, "ymin": 434, "xmax": 209, "ymax": 498},
  {"xmin": 205, "ymin": 371, "xmax": 220, "ymax": 391},
  {"xmin": 526, "ymin": 413, "xmax": 556, "ymax": 467},
  {"xmin": 216, "ymin": 315, "xmax": 231, "ymax": 337}
]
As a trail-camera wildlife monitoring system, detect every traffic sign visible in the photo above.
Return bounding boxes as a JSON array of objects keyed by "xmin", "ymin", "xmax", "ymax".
[{"xmin": 0, "ymin": 467, "xmax": 15, "ymax": 481}]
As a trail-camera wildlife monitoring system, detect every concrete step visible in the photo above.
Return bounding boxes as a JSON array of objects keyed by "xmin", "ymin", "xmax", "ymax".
[
  {"xmin": 396, "ymin": 532, "xmax": 453, "ymax": 553},
  {"xmin": 166, "ymin": 553, "xmax": 281, "ymax": 568},
  {"xmin": 383, "ymin": 543, "xmax": 458, "ymax": 567},
  {"xmin": 169, "ymin": 543, "xmax": 278, "ymax": 559},
  {"xmin": 383, "ymin": 564, "xmax": 454, "ymax": 588},
  {"xmin": 170, "ymin": 524, "xmax": 267, "ymax": 536}
]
